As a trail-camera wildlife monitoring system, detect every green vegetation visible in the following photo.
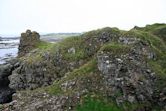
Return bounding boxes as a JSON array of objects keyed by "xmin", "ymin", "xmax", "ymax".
[
  {"xmin": 48, "ymin": 59, "xmax": 97, "ymax": 95},
  {"xmin": 131, "ymin": 24, "xmax": 166, "ymax": 87},
  {"xmin": 82, "ymin": 27, "xmax": 121, "ymax": 38},
  {"xmin": 123, "ymin": 28, "xmax": 166, "ymax": 73},
  {"xmin": 134, "ymin": 23, "xmax": 165, "ymax": 32},
  {"xmin": 19, "ymin": 41, "xmax": 56, "ymax": 64},
  {"xmin": 61, "ymin": 59, "xmax": 97, "ymax": 82},
  {"xmin": 129, "ymin": 30, "xmax": 165, "ymax": 52},
  {"xmin": 133, "ymin": 23, "xmax": 166, "ymax": 42},
  {"xmin": 149, "ymin": 60, "xmax": 166, "ymax": 89},
  {"xmin": 76, "ymin": 96, "xmax": 122, "ymax": 111},
  {"xmin": 99, "ymin": 43, "xmax": 130, "ymax": 54},
  {"xmin": 36, "ymin": 41, "xmax": 55, "ymax": 50},
  {"xmin": 76, "ymin": 95, "xmax": 153, "ymax": 111},
  {"xmin": 23, "ymin": 53, "xmax": 43, "ymax": 64},
  {"xmin": 47, "ymin": 24, "xmax": 166, "ymax": 110},
  {"xmin": 57, "ymin": 36, "xmax": 89, "ymax": 61},
  {"xmin": 16, "ymin": 24, "xmax": 166, "ymax": 110}
]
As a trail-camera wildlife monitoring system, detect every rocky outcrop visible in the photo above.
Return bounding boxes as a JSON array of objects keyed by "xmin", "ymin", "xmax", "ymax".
[
  {"xmin": 2, "ymin": 24, "xmax": 166, "ymax": 110},
  {"xmin": 97, "ymin": 41, "xmax": 160, "ymax": 106},
  {"xmin": 9, "ymin": 53, "xmax": 57, "ymax": 90},
  {"xmin": 0, "ymin": 64, "xmax": 15, "ymax": 104},
  {"xmin": 9, "ymin": 48, "xmax": 86, "ymax": 90},
  {"xmin": 18, "ymin": 30, "xmax": 40, "ymax": 57},
  {"xmin": 1, "ymin": 90, "xmax": 81, "ymax": 111}
]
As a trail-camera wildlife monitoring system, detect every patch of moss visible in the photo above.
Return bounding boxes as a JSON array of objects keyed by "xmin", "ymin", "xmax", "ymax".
[
  {"xmin": 148, "ymin": 60, "xmax": 166, "ymax": 89},
  {"xmin": 57, "ymin": 36, "xmax": 89, "ymax": 61},
  {"xmin": 47, "ymin": 84, "xmax": 62, "ymax": 95},
  {"xmin": 133, "ymin": 30, "xmax": 165, "ymax": 52},
  {"xmin": 76, "ymin": 94, "xmax": 160, "ymax": 111},
  {"xmin": 99, "ymin": 43, "xmax": 130, "ymax": 55},
  {"xmin": 26, "ymin": 54, "xmax": 43, "ymax": 64},
  {"xmin": 76, "ymin": 96, "xmax": 123, "ymax": 111}
]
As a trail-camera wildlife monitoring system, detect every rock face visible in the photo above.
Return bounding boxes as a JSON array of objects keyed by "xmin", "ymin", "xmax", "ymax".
[
  {"xmin": 3, "ymin": 24, "xmax": 166, "ymax": 110},
  {"xmin": 9, "ymin": 48, "xmax": 85, "ymax": 90},
  {"xmin": 9, "ymin": 54, "xmax": 57, "ymax": 90},
  {"xmin": 97, "ymin": 41, "xmax": 158, "ymax": 106},
  {"xmin": 1, "ymin": 90, "xmax": 80, "ymax": 111},
  {"xmin": 18, "ymin": 30, "xmax": 40, "ymax": 57},
  {"xmin": 0, "ymin": 64, "xmax": 15, "ymax": 104}
]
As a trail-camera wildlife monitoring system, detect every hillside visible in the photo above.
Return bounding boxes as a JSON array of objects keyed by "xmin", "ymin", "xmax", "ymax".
[{"xmin": 1, "ymin": 23, "xmax": 166, "ymax": 111}]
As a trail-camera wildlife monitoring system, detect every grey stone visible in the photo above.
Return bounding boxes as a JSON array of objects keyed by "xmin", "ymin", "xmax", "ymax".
[
  {"xmin": 68, "ymin": 47, "xmax": 76, "ymax": 54},
  {"xmin": 18, "ymin": 30, "xmax": 40, "ymax": 57},
  {"xmin": 0, "ymin": 64, "xmax": 15, "ymax": 104}
]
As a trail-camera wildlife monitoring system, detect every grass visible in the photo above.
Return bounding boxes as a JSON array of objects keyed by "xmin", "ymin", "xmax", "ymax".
[
  {"xmin": 99, "ymin": 43, "xmax": 130, "ymax": 55},
  {"xmin": 76, "ymin": 96, "xmax": 123, "ymax": 111},
  {"xmin": 48, "ymin": 59, "xmax": 97, "ymax": 95},
  {"xmin": 19, "ymin": 40, "xmax": 57, "ymax": 64},
  {"xmin": 36, "ymin": 40, "xmax": 55, "ymax": 50},
  {"xmin": 82, "ymin": 27, "xmax": 121, "ymax": 38},
  {"xmin": 127, "ymin": 27, "xmax": 166, "ymax": 88},
  {"xmin": 57, "ymin": 36, "xmax": 89, "ymax": 61},
  {"xmin": 132, "ymin": 23, "xmax": 166, "ymax": 32},
  {"xmin": 47, "ymin": 25, "xmax": 166, "ymax": 109},
  {"xmin": 148, "ymin": 60, "xmax": 166, "ymax": 88},
  {"xmin": 121, "ymin": 29, "xmax": 166, "ymax": 83},
  {"xmin": 17, "ymin": 24, "xmax": 166, "ymax": 110},
  {"xmin": 132, "ymin": 23, "xmax": 166, "ymax": 42}
]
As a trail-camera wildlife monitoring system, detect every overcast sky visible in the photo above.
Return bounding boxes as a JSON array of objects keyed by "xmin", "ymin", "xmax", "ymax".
[{"xmin": 0, "ymin": 0, "xmax": 166, "ymax": 36}]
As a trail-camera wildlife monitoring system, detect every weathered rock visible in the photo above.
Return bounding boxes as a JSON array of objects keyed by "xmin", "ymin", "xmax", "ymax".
[
  {"xmin": 9, "ymin": 59, "xmax": 57, "ymax": 90},
  {"xmin": 0, "ymin": 64, "xmax": 15, "ymax": 104},
  {"xmin": 118, "ymin": 36, "xmax": 140, "ymax": 44},
  {"xmin": 1, "ymin": 90, "xmax": 80, "ymax": 111},
  {"xmin": 9, "ymin": 45, "xmax": 87, "ymax": 91},
  {"xmin": 4, "ymin": 25, "xmax": 166, "ymax": 110},
  {"xmin": 68, "ymin": 47, "xmax": 76, "ymax": 54},
  {"xmin": 0, "ymin": 88, "xmax": 15, "ymax": 104},
  {"xmin": 18, "ymin": 30, "xmax": 40, "ymax": 57},
  {"xmin": 97, "ymin": 40, "xmax": 165, "ymax": 108}
]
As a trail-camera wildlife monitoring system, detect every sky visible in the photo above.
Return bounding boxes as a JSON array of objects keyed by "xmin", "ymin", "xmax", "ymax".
[{"xmin": 0, "ymin": 0, "xmax": 166, "ymax": 36}]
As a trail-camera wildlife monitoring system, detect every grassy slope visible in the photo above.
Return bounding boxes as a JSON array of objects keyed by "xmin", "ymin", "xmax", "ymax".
[
  {"xmin": 20, "ymin": 24, "xmax": 166, "ymax": 111},
  {"xmin": 131, "ymin": 24, "xmax": 166, "ymax": 82}
]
